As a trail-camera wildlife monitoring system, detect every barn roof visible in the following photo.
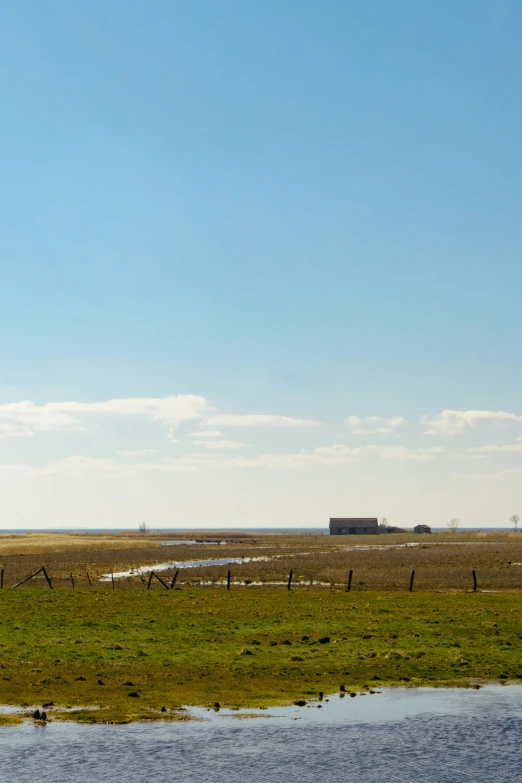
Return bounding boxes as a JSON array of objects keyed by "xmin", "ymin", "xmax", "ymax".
[{"xmin": 329, "ymin": 518, "xmax": 378, "ymax": 528}]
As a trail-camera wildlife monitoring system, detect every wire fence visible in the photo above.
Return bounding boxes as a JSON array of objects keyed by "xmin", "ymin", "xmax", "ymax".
[{"xmin": 2, "ymin": 565, "xmax": 517, "ymax": 592}]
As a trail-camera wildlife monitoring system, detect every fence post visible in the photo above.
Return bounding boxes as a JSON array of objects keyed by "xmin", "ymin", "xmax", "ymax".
[
  {"xmin": 170, "ymin": 570, "xmax": 179, "ymax": 588},
  {"xmin": 409, "ymin": 570, "xmax": 415, "ymax": 592},
  {"xmin": 111, "ymin": 571, "xmax": 115, "ymax": 590},
  {"xmin": 147, "ymin": 572, "xmax": 154, "ymax": 589},
  {"xmin": 227, "ymin": 570, "xmax": 231, "ymax": 591},
  {"xmin": 12, "ymin": 568, "xmax": 43, "ymax": 589},
  {"xmin": 70, "ymin": 573, "xmax": 75, "ymax": 589},
  {"xmin": 153, "ymin": 572, "xmax": 170, "ymax": 589},
  {"xmin": 472, "ymin": 570, "xmax": 477, "ymax": 592},
  {"xmin": 287, "ymin": 569, "xmax": 293, "ymax": 591},
  {"xmin": 42, "ymin": 567, "xmax": 53, "ymax": 589},
  {"xmin": 0, "ymin": 569, "xmax": 3, "ymax": 589},
  {"xmin": 346, "ymin": 570, "xmax": 353, "ymax": 592},
  {"xmin": 11, "ymin": 567, "xmax": 53, "ymax": 590},
  {"xmin": 86, "ymin": 572, "xmax": 92, "ymax": 587}
]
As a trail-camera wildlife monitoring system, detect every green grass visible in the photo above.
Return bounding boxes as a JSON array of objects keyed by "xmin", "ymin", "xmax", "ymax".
[{"xmin": 0, "ymin": 587, "xmax": 521, "ymax": 722}]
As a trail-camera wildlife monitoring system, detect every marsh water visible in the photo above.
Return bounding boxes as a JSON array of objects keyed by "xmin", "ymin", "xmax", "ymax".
[
  {"xmin": 1, "ymin": 686, "xmax": 521, "ymax": 782},
  {"xmin": 102, "ymin": 540, "xmax": 508, "ymax": 581},
  {"xmin": 103, "ymin": 555, "xmax": 274, "ymax": 581},
  {"xmin": 160, "ymin": 540, "xmax": 228, "ymax": 546}
]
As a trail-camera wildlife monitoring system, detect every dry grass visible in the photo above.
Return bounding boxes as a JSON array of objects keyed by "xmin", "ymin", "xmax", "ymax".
[
  {"xmin": 2, "ymin": 530, "xmax": 522, "ymax": 591},
  {"xmin": 0, "ymin": 533, "xmax": 157, "ymax": 556}
]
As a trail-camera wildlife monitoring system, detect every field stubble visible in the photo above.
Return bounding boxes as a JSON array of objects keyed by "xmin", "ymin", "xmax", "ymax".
[{"xmin": 2, "ymin": 531, "xmax": 522, "ymax": 591}]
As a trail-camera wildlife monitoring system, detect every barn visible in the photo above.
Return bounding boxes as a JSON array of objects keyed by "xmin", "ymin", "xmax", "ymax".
[
  {"xmin": 414, "ymin": 524, "xmax": 431, "ymax": 534},
  {"xmin": 329, "ymin": 518, "xmax": 379, "ymax": 535}
]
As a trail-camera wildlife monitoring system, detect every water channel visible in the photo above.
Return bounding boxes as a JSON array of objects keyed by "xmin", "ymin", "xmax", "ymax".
[
  {"xmin": 102, "ymin": 540, "xmax": 508, "ymax": 581},
  {"xmin": 1, "ymin": 686, "xmax": 520, "ymax": 782}
]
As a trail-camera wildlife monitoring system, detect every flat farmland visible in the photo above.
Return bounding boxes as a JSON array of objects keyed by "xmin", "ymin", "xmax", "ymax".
[
  {"xmin": 1, "ymin": 532, "xmax": 522, "ymax": 723},
  {"xmin": 1, "ymin": 531, "xmax": 522, "ymax": 591}
]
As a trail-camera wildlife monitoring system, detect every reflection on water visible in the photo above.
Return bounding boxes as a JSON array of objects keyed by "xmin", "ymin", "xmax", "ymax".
[
  {"xmin": 102, "ymin": 540, "xmax": 510, "ymax": 581},
  {"xmin": 160, "ymin": 540, "xmax": 227, "ymax": 546},
  {"xmin": 341, "ymin": 541, "xmax": 507, "ymax": 551},
  {"xmin": 101, "ymin": 555, "xmax": 274, "ymax": 581},
  {"xmin": 0, "ymin": 687, "xmax": 521, "ymax": 782},
  {"xmin": 188, "ymin": 685, "xmax": 521, "ymax": 723}
]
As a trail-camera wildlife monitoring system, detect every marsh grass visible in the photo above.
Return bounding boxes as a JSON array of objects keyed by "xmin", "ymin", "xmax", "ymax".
[
  {"xmin": 2, "ymin": 531, "xmax": 522, "ymax": 591},
  {"xmin": 0, "ymin": 533, "xmax": 158, "ymax": 556},
  {"xmin": 0, "ymin": 588, "xmax": 521, "ymax": 723}
]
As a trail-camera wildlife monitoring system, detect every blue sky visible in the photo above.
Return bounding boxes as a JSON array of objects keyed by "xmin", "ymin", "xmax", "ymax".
[{"xmin": 1, "ymin": 0, "xmax": 521, "ymax": 529}]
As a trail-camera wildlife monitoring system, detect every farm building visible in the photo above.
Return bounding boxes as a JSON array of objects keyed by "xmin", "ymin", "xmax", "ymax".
[
  {"xmin": 414, "ymin": 524, "xmax": 431, "ymax": 534},
  {"xmin": 329, "ymin": 518, "xmax": 379, "ymax": 535}
]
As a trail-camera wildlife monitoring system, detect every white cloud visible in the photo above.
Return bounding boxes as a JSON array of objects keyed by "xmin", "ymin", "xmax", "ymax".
[
  {"xmin": 366, "ymin": 445, "xmax": 445, "ymax": 461},
  {"xmin": 457, "ymin": 466, "xmax": 522, "ymax": 482},
  {"xmin": 0, "ymin": 439, "xmax": 446, "ymax": 481},
  {"xmin": 423, "ymin": 410, "xmax": 522, "ymax": 435},
  {"xmin": 388, "ymin": 417, "xmax": 407, "ymax": 428},
  {"xmin": 0, "ymin": 396, "xmax": 320, "ymax": 441},
  {"xmin": 0, "ymin": 455, "xmax": 199, "ymax": 480},
  {"xmin": 201, "ymin": 442, "xmax": 443, "ymax": 468},
  {"xmin": 192, "ymin": 440, "xmax": 249, "ymax": 450},
  {"xmin": 0, "ymin": 395, "xmax": 209, "ymax": 440},
  {"xmin": 346, "ymin": 415, "xmax": 407, "ymax": 434},
  {"xmin": 313, "ymin": 444, "xmax": 363, "ymax": 457},
  {"xmin": 203, "ymin": 451, "xmax": 358, "ymax": 470},
  {"xmin": 118, "ymin": 449, "xmax": 158, "ymax": 457},
  {"xmin": 352, "ymin": 428, "xmax": 398, "ymax": 435},
  {"xmin": 469, "ymin": 444, "xmax": 522, "ymax": 454},
  {"xmin": 0, "ymin": 401, "xmax": 83, "ymax": 437},
  {"xmin": 207, "ymin": 414, "xmax": 320, "ymax": 427}
]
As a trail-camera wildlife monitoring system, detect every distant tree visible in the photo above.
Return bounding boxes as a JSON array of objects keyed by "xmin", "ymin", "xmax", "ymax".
[
  {"xmin": 138, "ymin": 522, "xmax": 149, "ymax": 533},
  {"xmin": 510, "ymin": 514, "xmax": 520, "ymax": 533},
  {"xmin": 379, "ymin": 517, "xmax": 389, "ymax": 532},
  {"xmin": 447, "ymin": 518, "xmax": 460, "ymax": 532}
]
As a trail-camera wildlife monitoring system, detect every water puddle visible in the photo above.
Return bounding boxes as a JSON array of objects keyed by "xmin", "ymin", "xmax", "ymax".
[
  {"xmin": 2, "ymin": 686, "xmax": 520, "ymax": 725},
  {"xmin": 160, "ymin": 540, "xmax": 228, "ymax": 546},
  {"xmin": 1, "ymin": 687, "xmax": 521, "ymax": 783},
  {"xmin": 101, "ymin": 555, "xmax": 275, "ymax": 581},
  {"xmin": 101, "ymin": 540, "xmax": 510, "ymax": 581},
  {"xmin": 187, "ymin": 684, "xmax": 522, "ymax": 725},
  {"xmin": 187, "ymin": 685, "xmax": 522, "ymax": 724},
  {"xmin": 341, "ymin": 541, "xmax": 507, "ymax": 551},
  {"xmin": 197, "ymin": 579, "xmax": 330, "ymax": 587}
]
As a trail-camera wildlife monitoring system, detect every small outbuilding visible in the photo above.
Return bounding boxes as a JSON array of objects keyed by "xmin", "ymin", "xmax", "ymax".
[
  {"xmin": 414, "ymin": 524, "xmax": 431, "ymax": 534},
  {"xmin": 329, "ymin": 518, "xmax": 379, "ymax": 535}
]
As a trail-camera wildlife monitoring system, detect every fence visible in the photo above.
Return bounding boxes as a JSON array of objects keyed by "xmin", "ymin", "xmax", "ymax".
[{"xmin": 2, "ymin": 566, "xmax": 490, "ymax": 592}]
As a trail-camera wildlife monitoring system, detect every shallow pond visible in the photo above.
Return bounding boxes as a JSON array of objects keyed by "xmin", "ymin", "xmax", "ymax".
[
  {"xmin": 160, "ymin": 540, "xmax": 228, "ymax": 546},
  {"xmin": 1, "ymin": 686, "xmax": 520, "ymax": 782},
  {"xmin": 341, "ymin": 541, "xmax": 507, "ymax": 551},
  {"xmin": 102, "ymin": 555, "xmax": 273, "ymax": 581}
]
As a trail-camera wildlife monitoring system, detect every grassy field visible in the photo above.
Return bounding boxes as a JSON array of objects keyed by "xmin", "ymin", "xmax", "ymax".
[
  {"xmin": 2, "ymin": 530, "xmax": 522, "ymax": 590},
  {"xmin": 0, "ymin": 588, "xmax": 521, "ymax": 723},
  {"xmin": 0, "ymin": 531, "xmax": 521, "ymax": 724}
]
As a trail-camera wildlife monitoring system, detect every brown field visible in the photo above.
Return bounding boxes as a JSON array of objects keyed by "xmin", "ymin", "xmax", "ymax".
[{"xmin": 1, "ymin": 530, "xmax": 522, "ymax": 591}]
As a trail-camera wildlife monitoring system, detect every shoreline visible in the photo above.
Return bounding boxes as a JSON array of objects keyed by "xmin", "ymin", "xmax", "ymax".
[
  {"xmin": 1, "ymin": 681, "xmax": 521, "ymax": 726},
  {"xmin": 1, "ymin": 588, "xmax": 521, "ymax": 724}
]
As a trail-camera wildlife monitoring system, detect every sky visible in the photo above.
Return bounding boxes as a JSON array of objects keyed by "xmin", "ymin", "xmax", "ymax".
[{"xmin": 1, "ymin": 0, "xmax": 521, "ymax": 530}]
